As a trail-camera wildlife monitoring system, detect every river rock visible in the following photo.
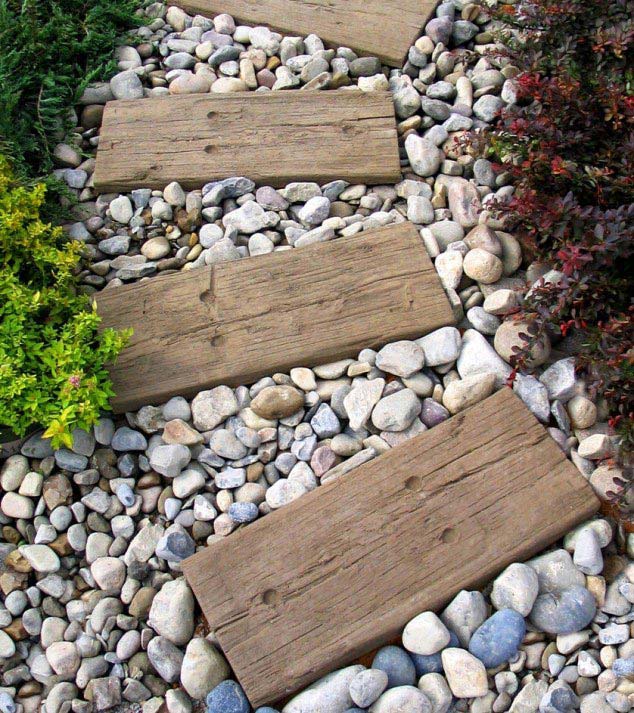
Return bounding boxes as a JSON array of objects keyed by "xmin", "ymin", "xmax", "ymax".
[
  {"xmin": 147, "ymin": 636, "xmax": 184, "ymax": 683},
  {"xmin": 416, "ymin": 327, "xmax": 461, "ymax": 366},
  {"xmin": 494, "ymin": 321, "xmax": 551, "ymax": 367},
  {"xmin": 442, "ymin": 373, "xmax": 496, "ymax": 414},
  {"xmin": 375, "ymin": 341, "xmax": 425, "ymax": 377},
  {"xmin": 468, "ymin": 609, "xmax": 526, "ymax": 668},
  {"xmin": 372, "ymin": 646, "xmax": 417, "ymax": 687},
  {"xmin": 251, "ymin": 386, "xmax": 304, "ymax": 419},
  {"xmin": 491, "ymin": 563, "xmax": 539, "ymax": 616},
  {"xmin": 369, "ymin": 686, "xmax": 432, "ymax": 713},
  {"xmin": 441, "ymin": 649, "xmax": 488, "ymax": 698},
  {"xmin": 529, "ymin": 585, "xmax": 596, "ymax": 634},
  {"xmin": 349, "ymin": 669, "xmax": 388, "ymax": 708},
  {"xmin": 457, "ymin": 329, "xmax": 511, "ymax": 386},
  {"xmin": 371, "ymin": 389, "xmax": 421, "ymax": 432},
  {"xmin": 405, "ymin": 135, "xmax": 444, "ymax": 177},
  {"xmin": 344, "ymin": 379, "xmax": 385, "ymax": 430},
  {"xmin": 148, "ymin": 577, "xmax": 195, "ymax": 646},
  {"xmin": 191, "ymin": 386, "xmax": 239, "ymax": 430},
  {"xmin": 402, "ymin": 611, "xmax": 451, "ymax": 655},
  {"xmin": 282, "ymin": 665, "xmax": 364, "ymax": 713}
]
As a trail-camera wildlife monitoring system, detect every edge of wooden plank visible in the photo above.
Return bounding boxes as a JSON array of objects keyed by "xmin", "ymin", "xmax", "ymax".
[
  {"xmin": 93, "ymin": 91, "xmax": 401, "ymax": 192},
  {"xmin": 183, "ymin": 389, "xmax": 599, "ymax": 705},
  {"xmin": 170, "ymin": 0, "xmax": 436, "ymax": 67},
  {"xmin": 96, "ymin": 223, "xmax": 456, "ymax": 412}
]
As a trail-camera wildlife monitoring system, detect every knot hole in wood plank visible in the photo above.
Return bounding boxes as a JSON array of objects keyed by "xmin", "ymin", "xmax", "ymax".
[
  {"xmin": 440, "ymin": 527, "xmax": 459, "ymax": 544},
  {"xmin": 404, "ymin": 476, "xmax": 429, "ymax": 499},
  {"xmin": 261, "ymin": 589, "xmax": 281, "ymax": 606},
  {"xmin": 204, "ymin": 145, "xmax": 216, "ymax": 154}
]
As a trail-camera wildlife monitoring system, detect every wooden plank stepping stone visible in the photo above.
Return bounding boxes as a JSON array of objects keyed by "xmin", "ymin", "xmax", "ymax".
[
  {"xmin": 182, "ymin": 389, "xmax": 599, "ymax": 708},
  {"xmin": 92, "ymin": 91, "xmax": 400, "ymax": 192},
  {"xmin": 96, "ymin": 222, "xmax": 454, "ymax": 413},
  {"xmin": 171, "ymin": 0, "xmax": 436, "ymax": 67}
]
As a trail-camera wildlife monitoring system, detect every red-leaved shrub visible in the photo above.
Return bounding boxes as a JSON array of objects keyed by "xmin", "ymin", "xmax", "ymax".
[{"xmin": 475, "ymin": 0, "xmax": 634, "ymax": 456}]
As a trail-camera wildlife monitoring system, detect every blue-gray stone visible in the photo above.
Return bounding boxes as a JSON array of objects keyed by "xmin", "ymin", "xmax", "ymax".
[
  {"xmin": 116, "ymin": 483, "xmax": 136, "ymax": 507},
  {"xmin": 613, "ymin": 657, "xmax": 634, "ymax": 677},
  {"xmin": 206, "ymin": 680, "xmax": 250, "ymax": 713},
  {"xmin": 468, "ymin": 609, "xmax": 526, "ymax": 668},
  {"xmin": 372, "ymin": 646, "xmax": 416, "ymax": 688},
  {"xmin": 0, "ymin": 692, "xmax": 16, "ymax": 713},
  {"xmin": 420, "ymin": 398, "xmax": 450, "ymax": 428},
  {"xmin": 117, "ymin": 453, "xmax": 139, "ymax": 477},
  {"xmin": 310, "ymin": 403, "xmax": 341, "ymax": 438},
  {"xmin": 208, "ymin": 45, "xmax": 241, "ymax": 67},
  {"xmin": 539, "ymin": 683, "xmax": 579, "ymax": 713},
  {"xmin": 111, "ymin": 427, "xmax": 148, "ymax": 452},
  {"xmin": 156, "ymin": 527, "xmax": 195, "ymax": 563},
  {"xmin": 228, "ymin": 502, "xmax": 258, "ymax": 524},
  {"xmin": 221, "ymin": 177, "xmax": 256, "ymax": 198},
  {"xmin": 410, "ymin": 630, "xmax": 459, "ymax": 675},
  {"xmin": 530, "ymin": 586, "xmax": 596, "ymax": 634},
  {"xmin": 255, "ymin": 709, "xmax": 279, "ymax": 713},
  {"xmin": 21, "ymin": 430, "xmax": 54, "ymax": 458},
  {"xmin": 54, "ymin": 449, "xmax": 88, "ymax": 473},
  {"xmin": 452, "ymin": 20, "xmax": 478, "ymax": 44}
]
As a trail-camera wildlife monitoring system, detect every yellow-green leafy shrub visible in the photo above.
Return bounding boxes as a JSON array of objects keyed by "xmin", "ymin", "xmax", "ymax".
[{"xmin": 0, "ymin": 155, "xmax": 130, "ymax": 448}]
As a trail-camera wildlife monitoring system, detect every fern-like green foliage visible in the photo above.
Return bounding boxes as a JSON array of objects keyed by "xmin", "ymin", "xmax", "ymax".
[
  {"xmin": 0, "ymin": 0, "xmax": 141, "ymax": 182},
  {"xmin": 0, "ymin": 156, "xmax": 131, "ymax": 448}
]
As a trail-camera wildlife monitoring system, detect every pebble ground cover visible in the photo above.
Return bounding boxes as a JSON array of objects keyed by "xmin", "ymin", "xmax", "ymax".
[{"xmin": 1, "ymin": 2, "xmax": 633, "ymax": 713}]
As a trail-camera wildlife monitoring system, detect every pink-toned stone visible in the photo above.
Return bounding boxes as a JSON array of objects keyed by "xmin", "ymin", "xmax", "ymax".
[{"xmin": 310, "ymin": 446, "xmax": 340, "ymax": 478}]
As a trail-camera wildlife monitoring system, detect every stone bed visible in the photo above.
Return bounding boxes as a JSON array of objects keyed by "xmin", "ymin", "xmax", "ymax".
[{"xmin": 0, "ymin": 2, "xmax": 632, "ymax": 713}]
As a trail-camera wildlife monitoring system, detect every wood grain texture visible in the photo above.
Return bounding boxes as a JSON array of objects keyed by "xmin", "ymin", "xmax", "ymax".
[
  {"xmin": 92, "ymin": 91, "xmax": 400, "ymax": 192},
  {"xmin": 171, "ymin": 0, "xmax": 436, "ymax": 67},
  {"xmin": 183, "ymin": 389, "xmax": 599, "ymax": 707},
  {"xmin": 96, "ymin": 222, "xmax": 454, "ymax": 413}
]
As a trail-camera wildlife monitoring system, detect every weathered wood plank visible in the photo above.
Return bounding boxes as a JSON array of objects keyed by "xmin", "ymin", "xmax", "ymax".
[
  {"xmin": 183, "ymin": 389, "xmax": 599, "ymax": 707},
  {"xmin": 96, "ymin": 222, "xmax": 454, "ymax": 412},
  {"xmin": 92, "ymin": 91, "xmax": 400, "ymax": 192},
  {"xmin": 171, "ymin": 0, "xmax": 436, "ymax": 67}
]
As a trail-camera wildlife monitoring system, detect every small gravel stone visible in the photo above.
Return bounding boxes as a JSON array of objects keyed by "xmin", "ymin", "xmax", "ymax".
[
  {"xmin": 405, "ymin": 135, "xmax": 444, "ymax": 177},
  {"xmin": 110, "ymin": 70, "xmax": 144, "ymax": 100},
  {"xmin": 416, "ymin": 327, "xmax": 461, "ymax": 366},
  {"xmin": 464, "ymin": 248, "xmax": 503, "ymax": 284},
  {"xmin": 573, "ymin": 527, "xmax": 603, "ymax": 575},
  {"xmin": 441, "ymin": 590, "xmax": 488, "ymax": 647},
  {"xmin": 369, "ymin": 686, "xmax": 432, "ymax": 713},
  {"xmin": 443, "ymin": 373, "xmax": 496, "ymax": 414},
  {"xmin": 349, "ymin": 669, "xmax": 389, "ymax": 708},
  {"xmin": 148, "ymin": 577, "xmax": 195, "ymax": 646},
  {"xmin": 468, "ymin": 609, "xmax": 526, "ymax": 668},
  {"xmin": 372, "ymin": 646, "xmax": 417, "ymax": 688},
  {"xmin": 529, "ymin": 586, "xmax": 597, "ymax": 634},
  {"xmin": 147, "ymin": 635, "xmax": 184, "ymax": 682},
  {"xmin": 344, "ymin": 378, "xmax": 385, "ymax": 431},
  {"xmin": 228, "ymin": 502, "xmax": 259, "ymax": 523},
  {"xmin": 181, "ymin": 638, "xmax": 230, "ymax": 699},
  {"xmin": 192, "ymin": 386, "xmax": 239, "ymax": 430},
  {"xmin": 19, "ymin": 544, "xmax": 60, "ymax": 572},
  {"xmin": 372, "ymin": 389, "xmax": 421, "ymax": 432},
  {"xmin": 111, "ymin": 426, "xmax": 147, "ymax": 451},
  {"xmin": 266, "ymin": 479, "xmax": 307, "ymax": 509},
  {"xmin": 282, "ymin": 665, "xmax": 364, "ymax": 713},
  {"xmin": 491, "ymin": 563, "xmax": 539, "ymax": 616},
  {"xmin": 251, "ymin": 386, "xmax": 304, "ymax": 419},
  {"xmin": 402, "ymin": 611, "xmax": 451, "ymax": 655},
  {"xmin": 150, "ymin": 444, "xmax": 191, "ymax": 478},
  {"xmin": 109, "ymin": 195, "xmax": 134, "ymax": 223},
  {"xmin": 376, "ymin": 341, "xmax": 425, "ymax": 378},
  {"xmin": 441, "ymin": 648, "xmax": 488, "ymax": 698}
]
